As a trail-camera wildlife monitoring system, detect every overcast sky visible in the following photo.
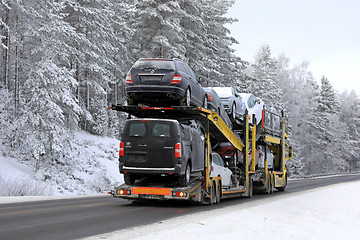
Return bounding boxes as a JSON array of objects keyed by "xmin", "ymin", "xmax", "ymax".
[{"xmin": 226, "ymin": 0, "xmax": 360, "ymax": 94}]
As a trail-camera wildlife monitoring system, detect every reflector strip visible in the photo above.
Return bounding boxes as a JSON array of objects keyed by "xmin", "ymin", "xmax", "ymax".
[
  {"xmin": 131, "ymin": 187, "xmax": 172, "ymax": 195},
  {"xmin": 141, "ymin": 107, "xmax": 174, "ymax": 110}
]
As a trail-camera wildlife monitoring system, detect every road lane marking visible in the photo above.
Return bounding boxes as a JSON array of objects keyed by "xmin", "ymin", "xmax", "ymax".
[{"xmin": 0, "ymin": 202, "xmax": 109, "ymax": 216}]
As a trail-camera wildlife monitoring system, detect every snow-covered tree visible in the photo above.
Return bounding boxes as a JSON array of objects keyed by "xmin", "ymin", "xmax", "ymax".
[
  {"xmin": 248, "ymin": 44, "xmax": 283, "ymax": 109},
  {"xmin": 180, "ymin": 0, "xmax": 243, "ymax": 86},
  {"xmin": 130, "ymin": 0, "xmax": 186, "ymax": 59},
  {"xmin": 339, "ymin": 90, "xmax": 360, "ymax": 171},
  {"xmin": 0, "ymin": 0, "xmax": 10, "ymax": 88},
  {"xmin": 16, "ymin": 1, "xmax": 81, "ymax": 170}
]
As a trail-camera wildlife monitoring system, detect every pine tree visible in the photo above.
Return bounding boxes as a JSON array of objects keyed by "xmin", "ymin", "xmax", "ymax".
[
  {"xmin": 249, "ymin": 44, "xmax": 283, "ymax": 109},
  {"xmin": 61, "ymin": 0, "xmax": 120, "ymax": 135},
  {"xmin": 17, "ymin": 0, "xmax": 81, "ymax": 169},
  {"xmin": 0, "ymin": 0, "xmax": 10, "ymax": 88},
  {"xmin": 339, "ymin": 90, "xmax": 360, "ymax": 171},
  {"xmin": 309, "ymin": 76, "xmax": 349, "ymax": 173},
  {"xmin": 180, "ymin": 0, "xmax": 243, "ymax": 86},
  {"xmin": 130, "ymin": 0, "xmax": 186, "ymax": 59}
]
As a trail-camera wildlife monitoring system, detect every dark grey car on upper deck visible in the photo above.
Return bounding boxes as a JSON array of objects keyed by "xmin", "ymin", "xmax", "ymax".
[{"xmin": 125, "ymin": 58, "xmax": 208, "ymax": 108}]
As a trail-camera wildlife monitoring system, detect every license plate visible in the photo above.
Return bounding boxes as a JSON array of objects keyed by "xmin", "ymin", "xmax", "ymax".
[
  {"xmin": 141, "ymin": 194, "xmax": 163, "ymax": 199},
  {"xmin": 140, "ymin": 75, "xmax": 163, "ymax": 81},
  {"xmin": 128, "ymin": 154, "xmax": 146, "ymax": 162}
]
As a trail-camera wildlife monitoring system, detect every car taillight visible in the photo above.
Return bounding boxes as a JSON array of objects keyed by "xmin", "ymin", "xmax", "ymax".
[
  {"xmin": 207, "ymin": 94, "xmax": 213, "ymax": 101},
  {"xmin": 119, "ymin": 141, "xmax": 124, "ymax": 157},
  {"xmin": 175, "ymin": 143, "xmax": 181, "ymax": 158},
  {"xmin": 170, "ymin": 75, "xmax": 182, "ymax": 84},
  {"xmin": 126, "ymin": 73, "xmax": 133, "ymax": 84}
]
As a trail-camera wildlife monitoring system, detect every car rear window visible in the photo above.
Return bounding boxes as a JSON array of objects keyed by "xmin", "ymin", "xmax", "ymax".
[
  {"xmin": 213, "ymin": 87, "xmax": 233, "ymax": 98},
  {"xmin": 152, "ymin": 123, "xmax": 171, "ymax": 137},
  {"xmin": 125, "ymin": 121, "xmax": 174, "ymax": 138},
  {"xmin": 128, "ymin": 123, "xmax": 147, "ymax": 137},
  {"xmin": 132, "ymin": 60, "xmax": 175, "ymax": 71}
]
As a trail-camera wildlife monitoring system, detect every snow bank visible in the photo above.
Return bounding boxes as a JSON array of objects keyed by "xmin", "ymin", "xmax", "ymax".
[
  {"xmin": 0, "ymin": 130, "xmax": 123, "ymax": 196},
  {"xmin": 86, "ymin": 180, "xmax": 360, "ymax": 240}
]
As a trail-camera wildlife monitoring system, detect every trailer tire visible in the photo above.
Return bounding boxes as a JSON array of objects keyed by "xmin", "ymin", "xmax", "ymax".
[
  {"xmin": 216, "ymin": 183, "xmax": 221, "ymax": 204},
  {"xmin": 266, "ymin": 178, "xmax": 271, "ymax": 195},
  {"xmin": 247, "ymin": 179, "xmax": 253, "ymax": 198},
  {"xmin": 211, "ymin": 182, "xmax": 216, "ymax": 204},
  {"xmin": 277, "ymin": 174, "xmax": 287, "ymax": 192},
  {"xmin": 270, "ymin": 175, "xmax": 274, "ymax": 194}
]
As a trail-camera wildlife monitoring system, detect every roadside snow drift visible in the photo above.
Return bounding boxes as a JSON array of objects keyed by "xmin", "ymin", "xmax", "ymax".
[{"xmin": 0, "ymin": 131, "xmax": 123, "ymax": 196}]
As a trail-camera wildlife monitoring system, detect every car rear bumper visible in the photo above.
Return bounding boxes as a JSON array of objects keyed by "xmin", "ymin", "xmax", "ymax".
[
  {"xmin": 120, "ymin": 163, "xmax": 183, "ymax": 176},
  {"xmin": 126, "ymin": 85, "xmax": 185, "ymax": 103}
]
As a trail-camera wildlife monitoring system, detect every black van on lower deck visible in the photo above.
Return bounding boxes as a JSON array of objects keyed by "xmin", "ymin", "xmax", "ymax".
[{"xmin": 119, "ymin": 118, "xmax": 206, "ymax": 186}]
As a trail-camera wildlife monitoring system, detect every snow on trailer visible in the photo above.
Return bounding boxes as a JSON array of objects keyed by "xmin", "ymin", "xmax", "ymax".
[{"xmin": 109, "ymin": 105, "xmax": 292, "ymax": 204}]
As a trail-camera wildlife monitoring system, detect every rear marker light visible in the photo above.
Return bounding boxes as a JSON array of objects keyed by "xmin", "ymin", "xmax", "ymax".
[
  {"xmin": 119, "ymin": 141, "xmax": 124, "ymax": 157},
  {"xmin": 126, "ymin": 73, "xmax": 133, "ymax": 84},
  {"xmin": 170, "ymin": 75, "xmax": 182, "ymax": 84},
  {"xmin": 207, "ymin": 94, "xmax": 213, "ymax": 101},
  {"xmin": 173, "ymin": 191, "xmax": 187, "ymax": 197},
  {"xmin": 175, "ymin": 143, "xmax": 181, "ymax": 158},
  {"xmin": 119, "ymin": 189, "xmax": 131, "ymax": 195}
]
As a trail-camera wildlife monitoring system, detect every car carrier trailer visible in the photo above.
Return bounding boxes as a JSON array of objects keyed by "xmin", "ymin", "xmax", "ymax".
[{"xmin": 109, "ymin": 105, "xmax": 292, "ymax": 204}]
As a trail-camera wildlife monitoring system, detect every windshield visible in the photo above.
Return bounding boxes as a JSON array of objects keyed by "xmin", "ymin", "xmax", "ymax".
[
  {"xmin": 132, "ymin": 59, "xmax": 176, "ymax": 71},
  {"xmin": 212, "ymin": 87, "xmax": 233, "ymax": 98}
]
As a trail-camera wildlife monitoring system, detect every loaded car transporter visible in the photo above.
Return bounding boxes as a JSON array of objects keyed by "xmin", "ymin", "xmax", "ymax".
[{"xmin": 109, "ymin": 105, "xmax": 293, "ymax": 204}]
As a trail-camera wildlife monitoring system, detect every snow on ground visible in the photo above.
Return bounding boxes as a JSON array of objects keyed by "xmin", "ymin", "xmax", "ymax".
[
  {"xmin": 86, "ymin": 180, "xmax": 360, "ymax": 240},
  {"xmin": 0, "ymin": 130, "xmax": 123, "ymax": 196}
]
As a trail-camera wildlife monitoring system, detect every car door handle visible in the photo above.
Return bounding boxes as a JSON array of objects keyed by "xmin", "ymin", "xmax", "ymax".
[{"xmin": 138, "ymin": 144, "xmax": 147, "ymax": 147}]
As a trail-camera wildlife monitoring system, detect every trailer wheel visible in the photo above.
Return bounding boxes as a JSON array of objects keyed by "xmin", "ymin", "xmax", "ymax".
[
  {"xmin": 216, "ymin": 183, "xmax": 221, "ymax": 204},
  {"xmin": 266, "ymin": 178, "xmax": 271, "ymax": 195},
  {"xmin": 277, "ymin": 174, "xmax": 287, "ymax": 192},
  {"xmin": 210, "ymin": 182, "xmax": 216, "ymax": 204},
  {"xmin": 247, "ymin": 179, "xmax": 253, "ymax": 198}
]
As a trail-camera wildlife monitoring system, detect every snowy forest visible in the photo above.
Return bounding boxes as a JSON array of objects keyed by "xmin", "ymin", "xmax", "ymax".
[{"xmin": 1, "ymin": 0, "xmax": 360, "ymax": 194}]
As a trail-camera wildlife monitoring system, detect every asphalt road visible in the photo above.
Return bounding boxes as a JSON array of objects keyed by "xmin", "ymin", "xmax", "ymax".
[{"xmin": 0, "ymin": 174, "xmax": 359, "ymax": 240}]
